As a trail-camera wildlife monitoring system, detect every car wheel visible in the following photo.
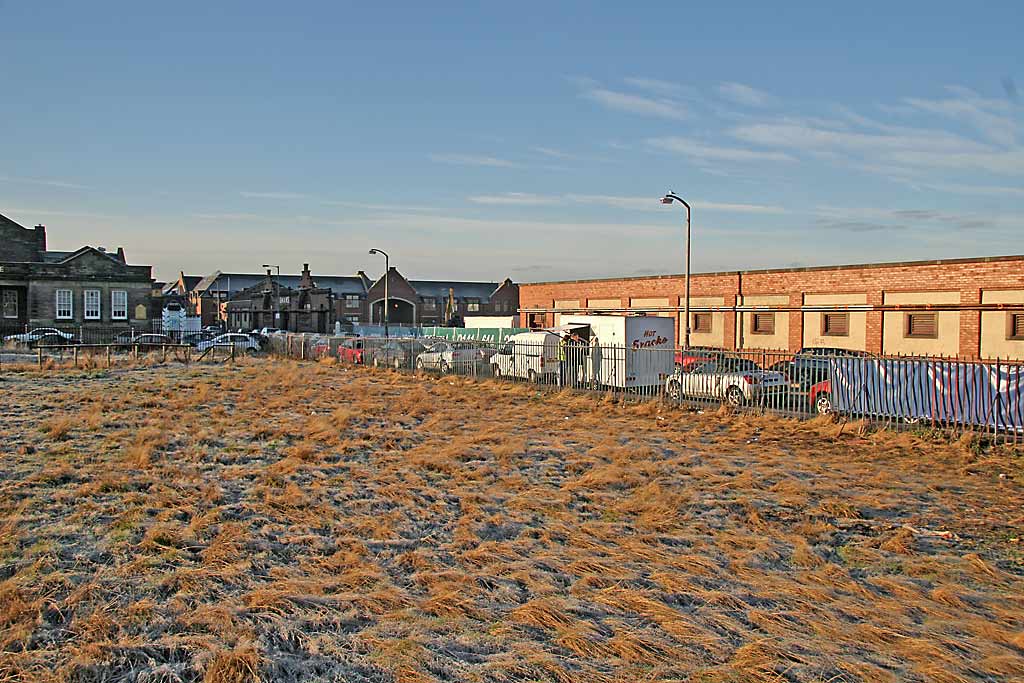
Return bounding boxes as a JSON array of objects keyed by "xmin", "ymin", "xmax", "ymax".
[
  {"xmin": 527, "ymin": 369, "xmax": 537, "ymax": 383},
  {"xmin": 440, "ymin": 360, "xmax": 451, "ymax": 374},
  {"xmin": 814, "ymin": 392, "xmax": 832, "ymax": 415},
  {"xmin": 726, "ymin": 385, "xmax": 745, "ymax": 406},
  {"xmin": 666, "ymin": 378, "xmax": 682, "ymax": 401},
  {"xmin": 416, "ymin": 359, "xmax": 425, "ymax": 371}
]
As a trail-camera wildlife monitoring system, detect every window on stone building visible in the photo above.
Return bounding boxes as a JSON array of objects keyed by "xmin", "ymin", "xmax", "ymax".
[
  {"xmin": 751, "ymin": 312, "xmax": 775, "ymax": 335},
  {"xmin": 905, "ymin": 312, "xmax": 938, "ymax": 339},
  {"xmin": 2, "ymin": 291, "xmax": 17, "ymax": 319},
  {"xmin": 84, "ymin": 290, "xmax": 101, "ymax": 320},
  {"xmin": 345, "ymin": 294, "xmax": 361, "ymax": 309},
  {"xmin": 56, "ymin": 289, "xmax": 73, "ymax": 319},
  {"xmin": 821, "ymin": 312, "xmax": 849, "ymax": 337},
  {"xmin": 422, "ymin": 298, "xmax": 437, "ymax": 312},
  {"xmin": 1008, "ymin": 313, "xmax": 1024, "ymax": 341},
  {"xmin": 466, "ymin": 298, "xmax": 481, "ymax": 312},
  {"xmin": 111, "ymin": 291, "xmax": 128, "ymax": 320},
  {"xmin": 692, "ymin": 313, "xmax": 712, "ymax": 333}
]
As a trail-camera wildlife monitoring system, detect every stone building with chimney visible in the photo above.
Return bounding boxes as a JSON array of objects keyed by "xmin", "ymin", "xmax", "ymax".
[
  {"xmin": 224, "ymin": 264, "xmax": 337, "ymax": 333},
  {"xmin": 0, "ymin": 212, "xmax": 154, "ymax": 335}
]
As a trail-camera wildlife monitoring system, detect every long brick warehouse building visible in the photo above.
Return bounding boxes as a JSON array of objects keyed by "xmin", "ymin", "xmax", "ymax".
[{"xmin": 518, "ymin": 255, "xmax": 1024, "ymax": 361}]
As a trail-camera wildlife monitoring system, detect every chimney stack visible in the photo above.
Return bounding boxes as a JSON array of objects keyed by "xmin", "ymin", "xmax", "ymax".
[
  {"xmin": 299, "ymin": 263, "xmax": 314, "ymax": 289},
  {"xmin": 34, "ymin": 224, "xmax": 46, "ymax": 253}
]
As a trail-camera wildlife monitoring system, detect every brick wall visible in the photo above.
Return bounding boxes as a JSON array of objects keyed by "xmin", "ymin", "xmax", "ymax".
[{"xmin": 519, "ymin": 255, "xmax": 1024, "ymax": 359}]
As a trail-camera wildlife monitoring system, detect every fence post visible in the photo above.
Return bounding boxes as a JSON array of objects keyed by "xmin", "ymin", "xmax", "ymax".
[
  {"xmin": 107, "ymin": 345, "xmax": 111, "ymax": 368},
  {"xmin": 37, "ymin": 345, "xmax": 42, "ymax": 370},
  {"xmin": 74, "ymin": 346, "xmax": 79, "ymax": 368}
]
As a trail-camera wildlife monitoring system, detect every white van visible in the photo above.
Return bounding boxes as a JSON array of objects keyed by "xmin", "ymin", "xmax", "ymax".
[
  {"xmin": 490, "ymin": 331, "xmax": 561, "ymax": 381},
  {"xmin": 559, "ymin": 315, "xmax": 676, "ymax": 389}
]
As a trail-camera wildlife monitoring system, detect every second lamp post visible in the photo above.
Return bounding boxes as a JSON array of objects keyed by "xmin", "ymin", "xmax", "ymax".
[
  {"xmin": 661, "ymin": 192, "xmax": 692, "ymax": 349},
  {"xmin": 368, "ymin": 248, "xmax": 389, "ymax": 338}
]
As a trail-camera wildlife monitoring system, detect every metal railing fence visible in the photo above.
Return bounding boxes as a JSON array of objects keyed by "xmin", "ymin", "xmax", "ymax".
[{"xmin": 269, "ymin": 334, "xmax": 1024, "ymax": 444}]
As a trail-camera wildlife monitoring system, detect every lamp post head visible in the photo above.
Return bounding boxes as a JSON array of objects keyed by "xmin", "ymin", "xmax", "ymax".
[
  {"xmin": 660, "ymin": 196, "xmax": 674, "ymax": 204},
  {"xmin": 368, "ymin": 249, "xmax": 379, "ymax": 255}
]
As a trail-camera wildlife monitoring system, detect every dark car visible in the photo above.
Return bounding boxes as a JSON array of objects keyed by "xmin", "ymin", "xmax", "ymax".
[
  {"xmin": 181, "ymin": 331, "xmax": 215, "ymax": 347},
  {"xmin": 367, "ymin": 339, "xmax": 428, "ymax": 369},
  {"xmin": 772, "ymin": 347, "xmax": 869, "ymax": 392}
]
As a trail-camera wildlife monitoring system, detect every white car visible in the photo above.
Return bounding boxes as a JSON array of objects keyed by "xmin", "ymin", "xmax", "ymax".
[
  {"xmin": 665, "ymin": 357, "xmax": 789, "ymax": 405},
  {"xmin": 4, "ymin": 327, "xmax": 75, "ymax": 345},
  {"xmin": 415, "ymin": 341, "xmax": 491, "ymax": 373},
  {"xmin": 196, "ymin": 333, "xmax": 261, "ymax": 354}
]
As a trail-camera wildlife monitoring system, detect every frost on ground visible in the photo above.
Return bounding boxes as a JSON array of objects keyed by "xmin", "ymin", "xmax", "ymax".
[{"xmin": 0, "ymin": 358, "xmax": 1022, "ymax": 683}]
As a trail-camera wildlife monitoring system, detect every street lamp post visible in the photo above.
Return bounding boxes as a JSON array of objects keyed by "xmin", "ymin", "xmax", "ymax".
[
  {"xmin": 262, "ymin": 264, "xmax": 280, "ymax": 330},
  {"xmin": 661, "ymin": 192, "xmax": 692, "ymax": 349},
  {"xmin": 368, "ymin": 249, "xmax": 389, "ymax": 338}
]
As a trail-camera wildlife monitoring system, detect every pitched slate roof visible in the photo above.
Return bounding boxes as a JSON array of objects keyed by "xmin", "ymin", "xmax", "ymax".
[
  {"xmin": 45, "ymin": 246, "xmax": 128, "ymax": 266},
  {"xmin": 194, "ymin": 271, "xmax": 369, "ymax": 297},
  {"xmin": 409, "ymin": 280, "xmax": 502, "ymax": 301}
]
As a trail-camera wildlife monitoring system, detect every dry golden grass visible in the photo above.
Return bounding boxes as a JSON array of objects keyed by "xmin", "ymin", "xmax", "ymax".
[{"xmin": 0, "ymin": 357, "xmax": 1021, "ymax": 682}]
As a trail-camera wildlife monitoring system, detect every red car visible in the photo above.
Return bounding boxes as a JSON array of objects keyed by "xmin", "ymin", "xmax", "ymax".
[
  {"xmin": 337, "ymin": 338, "xmax": 366, "ymax": 364},
  {"xmin": 674, "ymin": 347, "xmax": 726, "ymax": 372},
  {"xmin": 809, "ymin": 378, "xmax": 832, "ymax": 414}
]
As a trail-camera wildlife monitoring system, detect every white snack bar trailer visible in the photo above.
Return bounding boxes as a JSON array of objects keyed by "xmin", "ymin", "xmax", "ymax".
[{"xmin": 556, "ymin": 315, "xmax": 676, "ymax": 389}]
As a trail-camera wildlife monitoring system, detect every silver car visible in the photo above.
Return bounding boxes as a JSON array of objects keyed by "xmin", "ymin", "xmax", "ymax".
[
  {"xmin": 415, "ymin": 341, "xmax": 489, "ymax": 373},
  {"xmin": 665, "ymin": 358, "xmax": 788, "ymax": 405},
  {"xmin": 4, "ymin": 327, "xmax": 75, "ymax": 345},
  {"xmin": 196, "ymin": 333, "xmax": 260, "ymax": 354}
]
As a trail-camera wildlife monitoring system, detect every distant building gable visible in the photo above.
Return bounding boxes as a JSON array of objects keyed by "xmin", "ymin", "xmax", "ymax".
[{"xmin": 0, "ymin": 213, "xmax": 47, "ymax": 263}]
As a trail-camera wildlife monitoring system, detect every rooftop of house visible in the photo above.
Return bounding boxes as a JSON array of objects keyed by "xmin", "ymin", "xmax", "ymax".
[
  {"xmin": 194, "ymin": 271, "xmax": 370, "ymax": 296},
  {"xmin": 408, "ymin": 280, "xmax": 504, "ymax": 301}
]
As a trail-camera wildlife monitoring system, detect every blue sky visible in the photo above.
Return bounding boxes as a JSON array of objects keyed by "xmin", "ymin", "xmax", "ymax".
[{"xmin": 1, "ymin": 1, "xmax": 1021, "ymax": 283}]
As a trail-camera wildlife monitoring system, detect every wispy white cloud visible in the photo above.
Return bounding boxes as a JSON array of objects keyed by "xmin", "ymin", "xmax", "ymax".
[
  {"xmin": 0, "ymin": 175, "xmax": 92, "ymax": 190},
  {"xmin": 466, "ymin": 192, "xmax": 787, "ymax": 214},
  {"xmin": 0, "ymin": 206, "xmax": 114, "ymax": 220},
  {"xmin": 647, "ymin": 136, "xmax": 796, "ymax": 163},
  {"xmin": 582, "ymin": 88, "xmax": 691, "ymax": 120},
  {"xmin": 814, "ymin": 204, "xmax": 1020, "ymax": 233},
  {"xmin": 428, "ymin": 153, "xmax": 519, "ymax": 168},
  {"xmin": 902, "ymin": 87, "xmax": 1017, "ymax": 146},
  {"xmin": 731, "ymin": 121, "xmax": 989, "ymax": 155},
  {"xmin": 717, "ymin": 82, "xmax": 774, "ymax": 107},
  {"xmin": 240, "ymin": 191, "xmax": 310, "ymax": 200},
  {"xmin": 467, "ymin": 193, "xmax": 559, "ymax": 206},
  {"xmin": 321, "ymin": 200, "xmax": 439, "ymax": 212},
  {"xmin": 529, "ymin": 146, "xmax": 581, "ymax": 161},
  {"xmin": 622, "ymin": 77, "xmax": 695, "ymax": 97},
  {"xmin": 913, "ymin": 181, "xmax": 1024, "ymax": 198}
]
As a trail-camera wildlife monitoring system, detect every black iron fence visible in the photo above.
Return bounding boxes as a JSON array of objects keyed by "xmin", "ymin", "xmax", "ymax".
[
  {"xmin": 0, "ymin": 321, "xmax": 210, "ymax": 347},
  {"xmin": 269, "ymin": 333, "xmax": 1024, "ymax": 443}
]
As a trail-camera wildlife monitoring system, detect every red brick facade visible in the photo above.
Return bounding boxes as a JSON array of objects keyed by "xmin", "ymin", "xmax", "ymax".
[{"xmin": 519, "ymin": 255, "xmax": 1024, "ymax": 360}]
